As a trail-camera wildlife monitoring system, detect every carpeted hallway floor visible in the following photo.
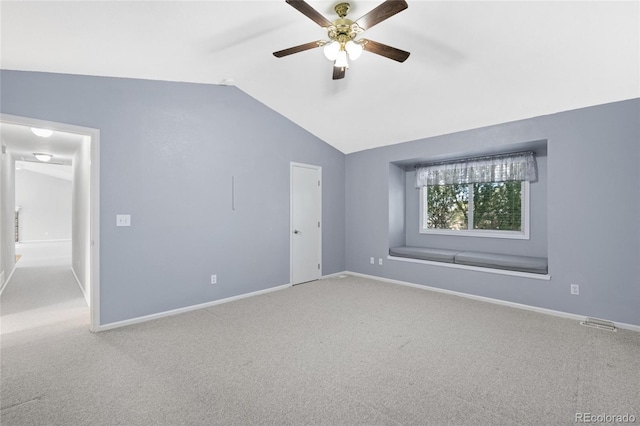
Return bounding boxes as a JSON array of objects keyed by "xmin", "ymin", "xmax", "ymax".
[{"xmin": 1, "ymin": 243, "xmax": 639, "ymax": 425}]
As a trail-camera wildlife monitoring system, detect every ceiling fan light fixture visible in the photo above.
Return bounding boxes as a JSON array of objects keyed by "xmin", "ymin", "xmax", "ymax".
[
  {"xmin": 273, "ymin": 0, "xmax": 410, "ymax": 79},
  {"xmin": 30, "ymin": 127, "xmax": 53, "ymax": 138},
  {"xmin": 34, "ymin": 153, "xmax": 53, "ymax": 162},
  {"xmin": 334, "ymin": 50, "xmax": 349, "ymax": 68},
  {"xmin": 323, "ymin": 41, "xmax": 340, "ymax": 61},
  {"xmin": 345, "ymin": 40, "xmax": 363, "ymax": 60}
]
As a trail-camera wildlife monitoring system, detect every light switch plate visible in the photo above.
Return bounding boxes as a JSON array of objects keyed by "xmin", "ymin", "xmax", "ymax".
[{"xmin": 116, "ymin": 214, "xmax": 131, "ymax": 227}]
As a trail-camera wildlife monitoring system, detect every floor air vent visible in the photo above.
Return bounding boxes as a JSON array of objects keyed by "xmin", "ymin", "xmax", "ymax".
[{"xmin": 580, "ymin": 317, "xmax": 617, "ymax": 332}]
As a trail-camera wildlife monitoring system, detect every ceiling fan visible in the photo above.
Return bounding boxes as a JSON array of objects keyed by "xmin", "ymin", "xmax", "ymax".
[{"xmin": 273, "ymin": 0, "xmax": 410, "ymax": 80}]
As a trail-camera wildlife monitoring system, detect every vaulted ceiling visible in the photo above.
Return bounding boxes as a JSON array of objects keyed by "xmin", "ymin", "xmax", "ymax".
[{"xmin": 1, "ymin": 1, "xmax": 638, "ymax": 154}]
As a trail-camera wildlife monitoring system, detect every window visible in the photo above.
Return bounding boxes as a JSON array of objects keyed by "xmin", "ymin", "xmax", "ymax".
[
  {"xmin": 415, "ymin": 151, "xmax": 535, "ymax": 239},
  {"xmin": 420, "ymin": 181, "xmax": 529, "ymax": 238}
]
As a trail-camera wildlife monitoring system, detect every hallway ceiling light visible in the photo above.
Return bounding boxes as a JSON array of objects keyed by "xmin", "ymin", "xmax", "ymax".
[
  {"xmin": 34, "ymin": 153, "xmax": 53, "ymax": 162},
  {"xmin": 30, "ymin": 127, "xmax": 53, "ymax": 137}
]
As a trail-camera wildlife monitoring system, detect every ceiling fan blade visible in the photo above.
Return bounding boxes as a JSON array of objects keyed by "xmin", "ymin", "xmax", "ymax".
[
  {"xmin": 354, "ymin": 0, "xmax": 408, "ymax": 31},
  {"xmin": 332, "ymin": 64, "xmax": 346, "ymax": 80},
  {"xmin": 273, "ymin": 40, "xmax": 324, "ymax": 58},
  {"xmin": 285, "ymin": 0, "xmax": 333, "ymax": 28},
  {"xmin": 361, "ymin": 39, "xmax": 410, "ymax": 62}
]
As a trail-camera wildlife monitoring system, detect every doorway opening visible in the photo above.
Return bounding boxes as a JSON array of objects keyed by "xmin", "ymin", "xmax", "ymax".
[{"xmin": 0, "ymin": 114, "xmax": 100, "ymax": 331}]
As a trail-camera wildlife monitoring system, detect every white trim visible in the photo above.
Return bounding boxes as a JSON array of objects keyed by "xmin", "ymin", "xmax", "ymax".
[
  {"xmin": 0, "ymin": 114, "xmax": 100, "ymax": 332},
  {"xmin": 341, "ymin": 271, "xmax": 640, "ymax": 333},
  {"xmin": 15, "ymin": 239, "xmax": 72, "ymax": 244},
  {"xmin": 321, "ymin": 271, "xmax": 349, "ymax": 280},
  {"xmin": 290, "ymin": 162, "xmax": 322, "ymax": 285},
  {"xmin": 71, "ymin": 267, "xmax": 89, "ymax": 306},
  {"xmin": 0, "ymin": 263, "xmax": 18, "ymax": 298},
  {"xmin": 419, "ymin": 181, "xmax": 530, "ymax": 240},
  {"xmin": 387, "ymin": 255, "xmax": 551, "ymax": 280},
  {"xmin": 89, "ymin": 128, "xmax": 101, "ymax": 333},
  {"xmin": 94, "ymin": 283, "xmax": 292, "ymax": 332}
]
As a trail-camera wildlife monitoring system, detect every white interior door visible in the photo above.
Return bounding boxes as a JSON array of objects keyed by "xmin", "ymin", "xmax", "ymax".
[{"xmin": 291, "ymin": 163, "xmax": 321, "ymax": 285}]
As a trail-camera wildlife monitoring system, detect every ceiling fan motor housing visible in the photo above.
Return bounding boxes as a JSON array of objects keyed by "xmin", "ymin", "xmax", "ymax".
[
  {"xmin": 328, "ymin": 19, "xmax": 359, "ymax": 44},
  {"xmin": 328, "ymin": 3, "xmax": 363, "ymax": 45}
]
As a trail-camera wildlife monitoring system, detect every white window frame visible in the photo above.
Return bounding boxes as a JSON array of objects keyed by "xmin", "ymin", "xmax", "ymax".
[{"xmin": 419, "ymin": 181, "xmax": 530, "ymax": 240}]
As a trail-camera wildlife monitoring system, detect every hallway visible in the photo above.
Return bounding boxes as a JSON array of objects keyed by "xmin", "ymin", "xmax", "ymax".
[{"xmin": 1, "ymin": 241, "xmax": 87, "ymax": 343}]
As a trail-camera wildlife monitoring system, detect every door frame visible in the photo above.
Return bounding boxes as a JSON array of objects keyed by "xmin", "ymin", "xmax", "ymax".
[
  {"xmin": 1, "ymin": 113, "xmax": 100, "ymax": 332},
  {"xmin": 289, "ymin": 162, "xmax": 322, "ymax": 285}
]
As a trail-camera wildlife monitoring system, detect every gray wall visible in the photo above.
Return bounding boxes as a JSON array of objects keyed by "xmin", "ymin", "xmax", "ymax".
[
  {"xmin": 388, "ymin": 163, "xmax": 406, "ymax": 249},
  {"xmin": 2, "ymin": 69, "xmax": 637, "ymax": 328},
  {"xmin": 15, "ymin": 169, "xmax": 72, "ymax": 242},
  {"xmin": 0, "ymin": 70, "xmax": 345, "ymax": 325},
  {"xmin": 347, "ymin": 99, "xmax": 640, "ymax": 326}
]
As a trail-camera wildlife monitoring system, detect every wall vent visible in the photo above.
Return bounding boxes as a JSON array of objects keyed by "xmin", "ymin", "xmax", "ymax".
[{"xmin": 580, "ymin": 317, "xmax": 617, "ymax": 332}]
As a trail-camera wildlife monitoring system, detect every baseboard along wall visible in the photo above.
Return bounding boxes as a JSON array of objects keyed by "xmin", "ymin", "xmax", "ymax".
[
  {"xmin": 0, "ymin": 264, "xmax": 18, "ymax": 298},
  {"xmin": 93, "ymin": 271, "xmax": 640, "ymax": 333},
  {"xmin": 71, "ymin": 267, "xmax": 89, "ymax": 307},
  {"xmin": 95, "ymin": 282, "xmax": 292, "ymax": 332},
  {"xmin": 342, "ymin": 271, "xmax": 640, "ymax": 333},
  {"xmin": 16, "ymin": 239, "xmax": 72, "ymax": 244}
]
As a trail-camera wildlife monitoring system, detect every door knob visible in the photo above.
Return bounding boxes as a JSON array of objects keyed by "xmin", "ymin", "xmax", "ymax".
[{"xmin": 293, "ymin": 230, "xmax": 302, "ymax": 234}]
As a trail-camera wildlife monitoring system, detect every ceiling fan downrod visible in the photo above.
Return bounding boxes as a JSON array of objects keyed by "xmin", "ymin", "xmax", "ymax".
[{"xmin": 334, "ymin": 2, "xmax": 350, "ymax": 18}]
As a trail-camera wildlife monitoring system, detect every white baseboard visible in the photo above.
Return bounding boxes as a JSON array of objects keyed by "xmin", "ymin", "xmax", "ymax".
[
  {"xmin": 71, "ymin": 267, "xmax": 89, "ymax": 307},
  {"xmin": 321, "ymin": 271, "xmax": 350, "ymax": 279},
  {"xmin": 16, "ymin": 239, "xmax": 72, "ymax": 244},
  {"xmin": 339, "ymin": 271, "xmax": 640, "ymax": 333},
  {"xmin": 95, "ymin": 282, "xmax": 292, "ymax": 332},
  {"xmin": 0, "ymin": 264, "xmax": 18, "ymax": 298}
]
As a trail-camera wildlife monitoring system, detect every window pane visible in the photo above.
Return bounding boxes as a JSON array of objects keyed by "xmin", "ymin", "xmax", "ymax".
[
  {"xmin": 426, "ymin": 184, "xmax": 468, "ymax": 230},
  {"xmin": 472, "ymin": 182, "xmax": 522, "ymax": 231}
]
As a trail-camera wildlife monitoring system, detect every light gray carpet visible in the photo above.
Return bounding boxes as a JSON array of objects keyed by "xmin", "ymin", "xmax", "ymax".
[{"xmin": 1, "ymin": 263, "xmax": 639, "ymax": 425}]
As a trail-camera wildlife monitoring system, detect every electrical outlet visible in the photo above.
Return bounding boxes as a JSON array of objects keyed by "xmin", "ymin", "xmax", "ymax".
[
  {"xmin": 116, "ymin": 214, "xmax": 131, "ymax": 227},
  {"xmin": 370, "ymin": 257, "xmax": 374, "ymax": 265},
  {"xmin": 571, "ymin": 284, "xmax": 579, "ymax": 295},
  {"xmin": 211, "ymin": 274, "xmax": 217, "ymax": 285},
  {"xmin": 378, "ymin": 258, "xmax": 383, "ymax": 266}
]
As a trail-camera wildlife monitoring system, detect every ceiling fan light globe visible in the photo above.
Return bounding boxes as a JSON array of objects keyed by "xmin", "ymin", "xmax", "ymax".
[
  {"xmin": 323, "ymin": 41, "xmax": 340, "ymax": 61},
  {"xmin": 345, "ymin": 40, "xmax": 363, "ymax": 60},
  {"xmin": 334, "ymin": 50, "xmax": 349, "ymax": 68}
]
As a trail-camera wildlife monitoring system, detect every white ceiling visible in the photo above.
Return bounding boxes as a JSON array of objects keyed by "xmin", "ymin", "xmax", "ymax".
[
  {"xmin": 1, "ymin": 1, "xmax": 638, "ymax": 154},
  {"xmin": 0, "ymin": 122, "xmax": 83, "ymax": 166},
  {"xmin": 16, "ymin": 161, "xmax": 73, "ymax": 182}
]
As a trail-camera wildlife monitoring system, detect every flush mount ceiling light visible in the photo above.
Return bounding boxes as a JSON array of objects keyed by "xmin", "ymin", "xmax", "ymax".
[
  {"xmin": 33, "ymin": 153, "xmax": 53, "ymax": 162},
  {"xmin": 30, "ymin": 127, "xmax": 54, "ymax": 137},
  {"xmin": 273, "ymin": 0, "xmax": 410, "ymax": 80}
]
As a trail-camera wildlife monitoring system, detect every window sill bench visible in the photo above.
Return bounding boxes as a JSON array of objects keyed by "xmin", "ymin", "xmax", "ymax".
[{"xmin": 388, "ymin": 247, "xmax": 550, "ymax": 281}]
